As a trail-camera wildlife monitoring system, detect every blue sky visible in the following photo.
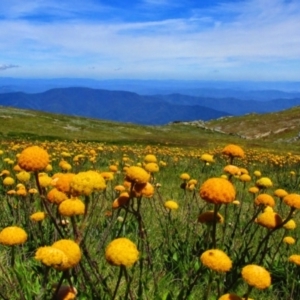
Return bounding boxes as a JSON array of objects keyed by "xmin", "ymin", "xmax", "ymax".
[{"xmin": 0, "ymin": 0, "xmax": 300, "ymax": 81}]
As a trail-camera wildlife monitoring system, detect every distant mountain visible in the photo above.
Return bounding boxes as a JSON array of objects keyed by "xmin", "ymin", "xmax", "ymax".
[
  {"xmin": 1, "ymin": 87, "xmax": 300, "ymax": 125},
  {"xmin": 0, "ymin": 87, "xmax": 230, "ymax": 125},
  {"xmin": 1, "ymin": 77, "xmax": 300, "ymax": 100}
]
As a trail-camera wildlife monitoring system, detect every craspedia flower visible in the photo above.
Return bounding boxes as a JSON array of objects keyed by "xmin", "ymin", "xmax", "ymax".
[
  {"xmin": 241, "ymin": 264, "xmax": 271, "ymax": 289},
  {"xmin": 132, "ymin": 182, "xmax": 154, "ymax": 198},
  {"xmin": 164, "ymin": 200, "xmax": 179, "ymax": 210},
  {"xmin": 144, "ymin": 154, "xmax": 157, "ymax": 163},
  {"xmin": 70, "ymin": 171, "xmax": 106, "ymax": 196},
  {"xmin": 52, "ymin": 239, "xmax": 81, "ymax": 270},
  {"xmin": 144, "ymin": 162, "xmax": 159, "ymax": 173},
  {"xmin": 55, "ymin": 173, "xmax": 75, "ymax": 194},
  {"xmin": 16, "ymin": 171, "xmax": 31, "ymax": 183},
  {"xmin": 200, "ymin": 153, "xmax": 214, "ymax": 163},
  {"xmin": 199, "ymin": 177, "xmax": 236, "ymax": 205},
  {"xmin": 223, "ymin": 165, "xmax": 241, "ymax": 176},
  {"xmin": 218, "ymin": 294, "xmax": 242, "ymax": 300},
  {"xmin": 105, "ymin": 238, "xmax": 139, "ymax": 267},
  {"xmin": 200, "ymin": 249, "xmax": 232, "ymax": 272},
  {"xmin": 112, "ymin": 192, "xmax": 130, "ymax": 209},
  {"xmin": 248, "ymin": 186, "xmax": 259, "ymax": 194},
  {"xmin": 283, "ymin": 236, "xmax": 296, "ymax": 245},
  {"xmin": 222, "ymin": 144, "xmax": 245, "ymax": 159},
  {"xmin": 0, "ymin": 226, "xmax": 27, "ymax": 246},
  {"xmin": 256, "ymin": 211, "xmax": 282, "ymax": 229},
  {"xmin": 35, "ymin": 246, "xmax": 69, "ymax": 270},
  {"xmin": 256, "ymin": 177, "xmax": 273, "ymax": 189},
  {"xmin": 101, "ymin": 172, "xmax": 114, "ymax": 181},
  {"xmin": 274, "ymin": 189, "xmax": 288, "ymax": 199},
  {"xmin": 18, "ymin": 146, "xmax": 49, "ymax": 172},
  {"xmin": 125, "ymin": 166, "xmax": 150, "ymax": 184},
  {"xmin": 180, "ymin": 173, "xmax": 190, "ymax": 181},
  {"xmin": 284, "ymin": 219, "xmax": 297, "ymax": 230},
  {"xmin": 198, "ymin": 211, "xmax": 224, "ymax": 224},
  {"xmin": 289, "ymin": 255, "xmax": 300, "ymax": 266},
  {"xmin": 253, "ymin": 170, "xmax": 262, "ymax": 178},
  {"xmin": 254, "ymin": 193, "xmax": 275, "ymax": 207},
  {"xmin": 283, "ymin": 193, "xmax": 300, "ymax": 209},
  {"xmin": 58, "ymin": 198, "xmax": 85, "ymax": 216},
  {"xmin": 55, "ymin": 285, "xmax": 78, "ymax": 300},
  {"xmin": 239, "ymin": 174, "xmax": 251, "ymax": 182},
  {"xmin": 30, "ymin": 212, "xmax": 46, "ymax": 222},
  {"xmin": 47, "ymin": 188, "xmax": 68, "ymax": 205},
  {"xmin": 38, "ymin": 173, "xmax": 53, "ymax": 188},
  {"xmin": 3, "ymin": 176, "xmax": 15, "ymax": 186}
]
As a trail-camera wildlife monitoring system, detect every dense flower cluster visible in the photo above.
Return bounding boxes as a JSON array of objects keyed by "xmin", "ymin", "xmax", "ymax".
[
  {"xmin": 0, "ymin": 226, "xmax": 28, "ymax": 246},
  {"xmin": 164, "ymin": 200, "xmax": 179, "ymax": 210},
  {"xmin": 200, "ymin": 249, "xmax": 232, "ymax": 272},
  {"xmin": 241, "ymin": 264, "xmax": 271, "ymax": 289},
  {"xmin": 18, "ymin": 146, "xmax": 49, "ymax": 172},
  {"xmin": 256, "ymin": 211, "xmax": 282, "ymax": 229},
  {"xmin": 283, "ymin": 193, "xmax": 300, "ymax": 209},
  {"xmin": 58, "ymin": 198, "xmax": 85, "ymax": 216},
  {"xmin": 254, "ymin": 194, "xmax": 275, "ymax": 207},
  {"xmin": 47, "ymin": 188, "xmax": 68, "ymax": 205},
  {"xmin": 125, "ymin": 166, "xmax": 150, "ymax": 184},
  {"xmin": 105, "ymin": 238, "xmax": 139, "ymax": 267},
  {"xmin": 30, "ymin": 212, "xmax": 46, "ymax": 222},
  {"xmin": 222, "ymin": 144, "xmax": 245, "ymax": 159}
]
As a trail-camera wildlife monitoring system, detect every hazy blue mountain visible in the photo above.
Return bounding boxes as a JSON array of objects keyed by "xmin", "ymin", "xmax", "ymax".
[
  {"xmin": 0, "ymin": 87, "xmax": 230, "ymax": 125},
  {"xmin": 1, "ymin": 77, "xmax": 300, "ymax": 100}
]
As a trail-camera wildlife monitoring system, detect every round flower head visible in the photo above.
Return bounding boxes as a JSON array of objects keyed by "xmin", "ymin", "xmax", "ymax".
[
  {"xmin": 200, "ymin": 249, "xmax": 232, "ymax": 272},
  {"xmin": 256, "ymin": 177, "xmax": 273, "ymax": 189},
  {"xmin": 16, "ymin": 171, "xmax": 31, "ymax": 183},
  {"xmin": 289, "ymin": 255, "xmax": 300, "ymax": 266},
  {"xmin": 198, "ymin": 211, "xmax": 224, "ymax": 224},
  {"xmin": 274, "ymin": 189, "xmax": 288, "ymax": 199},
  {"xmin": 35, "ymin": 246, "xmax": 69, "ymax": 270},
  {"xmin": 200, "ymin": 153, "xmax": 214, "ymax": 163},
  {"xmin": 239, "ymin": 174, "xmax": 251, "ymax": 182},
  {"xmin": 109, "ymin": 165, "xmax": 118, "ymax": 173},
  {"xmin": 283, "ymin": 219, "xmax": 297, "ymax": 230},
  {"xmin": 55, "ymin": 285, "xmax": 77, "ymax": 300},
  {"xmin": 55, "ymin": 173, "xmax": 75, "ymax": 194},
  {"xmin": 144, "ymin": 154, "xmax": 157, "ymax": 163},
  {"xmin": 144, "ymin": 162, "xmax": 159, "ymax": 173},
  {"xmin": 30, "ymin": 212, "xmax": 46, "ymax": 222},
  {"xmin": 47, "ymin": 188, "xmax": 68, "ymax": 205},
  {"xmin": 264, "ymin": 206, "xmax": 273, "ymax": 213},
  {"xmin": 38, "ymin": 173, "xmax": 52, "ymax": 188},
  {"xmin": 125, "ymin": 166, "xmax": 150, "ymax": 184},
  {"xmin": 112, "ymin": 192, "xmax": 130, "ymax": 208},
  {"xmin": 283, "ymin": 236, "xmax": 296, "ymax": 245},
  {"xmin": 52, "ymin": 239, "xmax": 81, "ymax": 270},
  {"xmin": 101, "ymin": 172, "xmax": 114, "ymax": 181},
  {"xmin": 105, "ymin": 238, "xmax": 139, "ymax": 267},
  {"xmin": 3, "ymin": 176, "xmax": 15, "ymax": 186},
  {"xmin": 222, "ymin": 144, "xmax": 245, "ymax": 159},
  {"xmin": 256, "ymin": 211, "xmax": 282, "ymax": 229},
  {"xmin": 223, "ymin": 165, "xmax": 241, "ymax": 176},
  {"xmin": 254, "ymin": 194, "xmax": 275, "ymax": 207},
  {"xmin": 180, "ymin": 173, "xmax": 190, "ymax": 181},
  {"xmin": 132, "ymin": 182, "xmax": 154, "ymax": 198},
  {"xmin": 253, "ymin": 170, "xmax": 262, "ymax": 177},
  {"xmin": 199, "ymin": 177, "xmax": 236, "ymax": 205},
  {"xmin": 18, "ymin": 146, "xmax": 49, "ymax": 172},
  {"xmin": 283, "ymin": 193, "xmax": 300, "ymax": 209},
  {"xmin": 219, "ymin": 294, "xmax": 242, "ymax": 300},
  {"xmin": 58, "ymin": 198, "xmax": 85, "ymax": 216},
  {"xmin": 241, "ymin": 265, "xmax": 271, "ymax": 289},
  {"xmin": 114, "ymin": 185, "xmax": 126, "ymax": 193},
  {"xmin": 248, "ymin": 186, "xmax": 259, "ymax": 194},
  {"xmin": 0, "ymin": 226, "xmax": 27, "ymax": 246},
  {"xmin": 164, "ymin": 200, "xmax": 179, "ymax": 210}
]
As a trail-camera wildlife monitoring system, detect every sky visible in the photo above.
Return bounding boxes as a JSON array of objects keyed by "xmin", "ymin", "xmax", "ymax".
[{"xmin": 0, "ymin": 0, "xmax": 300, "ymax": 81}]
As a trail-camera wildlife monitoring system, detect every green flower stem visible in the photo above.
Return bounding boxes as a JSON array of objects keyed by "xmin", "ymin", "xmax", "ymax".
[
  {"xmin": 10, "ymin": 245, "xmax": 15, "ymax": 267},
  {"xmin": 123, "ymin": 266, "xmax": 134, "ymax": 300},
  {"xmin": 52, "ymin": 271, "xmax": 67, "ymax": 300},
  {"xmin": 243, "ymin": 285, "xmax": 253, "ymax": 300},
  {"xmin": 112, "ymin": 266, "xmax": 124, "ymax": 300},
  {"xmin": 211, "ymin": 204, "xmax": 220, "ymax": 248}
]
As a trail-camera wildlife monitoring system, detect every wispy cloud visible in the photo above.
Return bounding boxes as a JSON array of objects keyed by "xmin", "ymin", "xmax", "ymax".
[
  {"xmin": 0, "ymin": 64, "xmax": 19, "ymax": 71},
  {"xmin": 0, "ymin": 0, "xmax": 299, "ymax": 80}
]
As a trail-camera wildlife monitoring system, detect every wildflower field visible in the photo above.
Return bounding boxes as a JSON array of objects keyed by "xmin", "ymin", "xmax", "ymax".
[{"xmin": 1, "ymin": 139, "xmax": 300, "ymax": 300}]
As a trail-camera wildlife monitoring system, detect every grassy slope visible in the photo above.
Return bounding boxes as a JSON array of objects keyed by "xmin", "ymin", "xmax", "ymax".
[{"xmin": 1, "ymin": 105, "xmax": 300, "ymax": 151}]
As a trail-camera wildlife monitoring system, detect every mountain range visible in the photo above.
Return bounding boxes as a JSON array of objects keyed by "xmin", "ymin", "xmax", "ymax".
[{"xmin": 1, "ymin": 86, "xmax": 300, "ymax": 125}]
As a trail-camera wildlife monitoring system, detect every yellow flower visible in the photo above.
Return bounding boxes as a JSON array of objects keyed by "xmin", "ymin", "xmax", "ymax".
[
  {"xmin": 58, "ymin": 198, "xmax": 85, "ymax": 216},
  {"xmin": 289, "ymin": 254, "xmax": 300, "ymax": 266},
  {"xmin": 16, "ymin": 171, "xmax": 31, "ymax": 183},
  {"xmin": 47, "ymin": 188, "xmax": 68, "ymax": 205},
  {"xmin": 38, "ymin": 173, "xmax": 53, "ymax": 188},
  {"xmin": 256, "ymin": 211, "xmax": 282, "ymax": 229},
  {"xmin": 253, "ymin": 170, "xmax": 261, "ymax": 177},
  {"xmin": 239, "ymin": 174, "xmax": 251, "ymax": 182},
  {"xmin": 274, "ymin": 189, "xmax": 288, "ymax": 198},
  {"xmin": 125, "ymin": 166, "xmax": 150, "ymax": 184},
  {"xmin": 55, "ymin": 173, "xmax": 75, "ymax": 194},
  {"xmin": 18, "ymin": 146, "xmax": 49, "ymax": 172},
  {"xmin": 35, "ymin": 246, "xmax": 69, "ymax": 269},
  {"xmin": 254, "ymin": 193, "xmax": 275, "ymax": 207},
  {"xmin": 218, "ymin": 294, "xmax": 242, "ymax": 300},
  {"xmin": 283, "ymin": 236, "xmax": 296, "ymax": 245},
  {"xmin": 200, "ymin": 153, "xmax": 214, "ymax": 163},
  {"xmin": 105, "ymin": 238, "xmax": 139, "ymax": 267},
  {"xmin": 180, "ymin": 173, "xmax": 190, "ymax": 181},
  {"xmin": 55, "ymin": 285, "xmax": 78, "ymax": 300},
  {"xmin": 256, "ymin": 177, "xmax": 273, "ymax": 189},
  {"xmin": 144, "ymin": 162, "xmax": 159, "ymax": 173},
  {"xmin": 223, "ymin": 165, "xmax": 241, "ymax": 176},
  {"xmin": 30, "ymin": 212, "xmax": 46, "ymax": 222},
  {"xmin": 283, "ymin": 193, "xmax": 300, "ymax": 209},
  {"xmin": 248, "ymin": 186, "xmax": 259, "ymax": 194},
  {"xmin": 3, "ymin": 176, "xmax": 15, "ymax": 186},
  {"xmin": 198, "ymin": 211, "xmax": 224, "ymax": 224},
  {"xmin": 222, "ymin": 144, "xmax": 245, "ymax": 159},
  {"xmin": 199, "ymin": 178, "xmax": 236, "ymax": 205},
  {"xmin": 284, "ymin": 219, "xmax": 297, "ymax": 230},
  {"xmin": 101, "ymin": 172, "xmax": 114, "ymax": 181},
  {"xmin": 52, "ymin": 239, "xmax": 81, "ymax": 270},
  {"xmin": 241, "ymin": 264, "xmax": 271, "ymax": 289},
  {"xmin": 132, "ymin": 182, "xmax": 154, "ymax": 198},
  {"xmin": 144, "ymin": 154, "xmax": 157, "ymax": 163},
  {"xmin": 200, "ymin": 249, "xmax": 232, "ymax": 272},
  {"xmin": 0, "ymin": 226, "xmax": 27, "ymax": 246},
  {"xmin": 164, "ymin": 200, "xmax": 179, "ymax": 210},
  {"xmin": 112, "ymin": 192, "xmax": 130, "ymax": 209},
  {"xmin": 109, "ymin": 165, "xmax": 118, "ymax": 173}
]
